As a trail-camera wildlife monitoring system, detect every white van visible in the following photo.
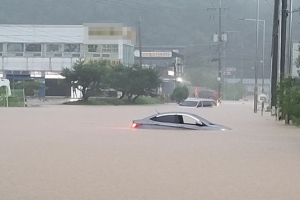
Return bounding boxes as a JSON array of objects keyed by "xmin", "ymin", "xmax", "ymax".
[{"xmin": 179, "ymin": 98, "xmax": 217, "ymax": 108}]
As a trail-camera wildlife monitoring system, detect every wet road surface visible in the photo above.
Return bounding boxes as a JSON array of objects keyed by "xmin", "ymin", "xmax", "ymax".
[{"xmin": 1, "ymin": 101, "xmax": 300, "ymax": 200}]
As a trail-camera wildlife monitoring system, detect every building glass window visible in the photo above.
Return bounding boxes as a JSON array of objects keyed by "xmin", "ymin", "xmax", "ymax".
[
  {"xmin": 25, "ymin": 43, "xmax": 41, "ymax": 52},
  {"xmin": 46, "ymin": 43, "xmax": 63, "ymax": 52},
  {"xmin": 102, "ymin": 44, "xmax": 118, "ymax": 53},
  {"xmin": 7, "ymin": 43, "xmax": 24, "ymax": 52},
  {"xmin": 86, "ymin": 44, "xmax": 101, "ymax": 52},
  {"xmin": 64, "ymin": 44, "xmax": 80, "ymax": 52}
]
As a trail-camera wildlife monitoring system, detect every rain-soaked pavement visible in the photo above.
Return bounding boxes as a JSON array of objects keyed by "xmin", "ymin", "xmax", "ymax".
[{"xmin": 1, "ymin": 101, "xmax": 300, "ymax": 200}]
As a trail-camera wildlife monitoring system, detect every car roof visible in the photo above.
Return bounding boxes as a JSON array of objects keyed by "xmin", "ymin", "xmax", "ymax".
[
  {"xmin": 156, "ymin": 111, "xmax": 198, "ymax": 116},
  {"xmin": 184, "ymin": 98, "xmax": 214, "ymax": 101},
  {"xmin": 153, "ymin": 111, "xmax": 213, "ymax": 124}
]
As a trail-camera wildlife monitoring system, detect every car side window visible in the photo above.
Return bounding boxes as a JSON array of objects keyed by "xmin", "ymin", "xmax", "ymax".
[
  {"xmin": 181, "ymin": 115, "xmax": 198, "ymax": 125},
  {"xmin": 197, "ymin": 101, "xmax": 202, "ymax": 107},
  {"xmin": 151, "ymin": 115, "xmax": 182, "ymax": 124},
  {"xmin": 203, "ymin": 101, "xmax": 213, "ymax": 107}
]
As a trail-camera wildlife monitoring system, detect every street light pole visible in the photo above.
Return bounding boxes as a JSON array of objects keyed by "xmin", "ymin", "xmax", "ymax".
[
  {"xmin": 239, "ymin": 19, "xmax": 265, "ymax": 93},
  {"xmin": 218, "ymin": 0, "xmax": 222, "ymax": 101},
  {"xmin": 262, "ymin": 19, "xmax": 265, "ymax": 94},
  {"xmin": 240, "ymin": 19, "xmax": 265, "ymax": 112},
  {"xmin": 254, "ymin": 0, "xmax": 260, "ymax": 113},
  {"xmin": 261, "ymin": 19, "xmax": 266, "ymax": 116}
]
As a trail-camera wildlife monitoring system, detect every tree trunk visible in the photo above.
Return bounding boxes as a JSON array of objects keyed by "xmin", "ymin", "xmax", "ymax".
[
  {"xmin": 82, "ymin": 87, "xmax": 89, "ymax": 101},
  {"xmin": 119, "ymin": 91, "xmax": 125, "ymax": 99},
  {"xmin": 132, "ymin": 95, "xmax": 139, "ymax": 103},
  {"xmin": 127, "ymin": 94, "xmax": 133, "ymax": 102}
]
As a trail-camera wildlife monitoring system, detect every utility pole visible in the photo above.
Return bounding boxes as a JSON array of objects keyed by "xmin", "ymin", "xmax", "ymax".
[
  {"xmin": 287, "ymin": 0, "xmax": 293, "ymax": 74},
  {"xmin": 138, "ymin": 18, "xmax": 143, "ymax": 67},
  {"xmin": 270, "ymin": 0, "xmax": 280, "ymax": 109},
  {"xmin": 280, "ymin": 0, "xmax": 287, "ymax": 80},
  {"xmin": 174, "ymin": 58, "xmax": 177, "ymax": 88},
  {"xmin": 254, "ymin": 0, "xmax": 260, "ymax": 113},
  {"xmin": 281, "ymin": 0, "xmax": 289, "ymax": 124},
  {"xmin": 218, "ymin": 0, "xmax": 222, "ymax": 101},
  {"xmin": 207, "ymin": 0, "xmax": 228, "ymax": 100}
]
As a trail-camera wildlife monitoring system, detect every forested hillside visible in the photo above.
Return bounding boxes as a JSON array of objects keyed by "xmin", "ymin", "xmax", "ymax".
[{"xmin": 0, "ymin": 0, "xmax": 283, "ymax": 45}]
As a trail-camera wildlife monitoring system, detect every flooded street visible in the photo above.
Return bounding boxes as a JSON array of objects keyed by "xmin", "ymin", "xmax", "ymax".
[{"xmin": 1, "ymin": 102, "xmax": 300, "ymax": 200}]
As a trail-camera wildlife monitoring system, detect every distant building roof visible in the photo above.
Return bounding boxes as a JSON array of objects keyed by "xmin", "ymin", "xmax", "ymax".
[{"xmin": 0, "ymin": 24, "xmax": 83, "ymax": 43}]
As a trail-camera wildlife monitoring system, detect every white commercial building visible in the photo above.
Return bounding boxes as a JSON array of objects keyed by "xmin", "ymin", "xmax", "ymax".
[{"xmin": 0, "ymin": 23, "xmax": 136, "ymax": 96}]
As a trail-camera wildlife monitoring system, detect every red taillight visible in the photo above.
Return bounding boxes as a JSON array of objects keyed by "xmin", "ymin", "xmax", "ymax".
[{"xmin": 132, "ymin": 122, "xmax": 141, "ymax": 128}]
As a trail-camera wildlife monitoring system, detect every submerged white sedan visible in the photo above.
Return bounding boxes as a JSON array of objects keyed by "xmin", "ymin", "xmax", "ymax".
[{"xmin": 132, "ymin": 111, "xmax": 231, "ymax": 131}]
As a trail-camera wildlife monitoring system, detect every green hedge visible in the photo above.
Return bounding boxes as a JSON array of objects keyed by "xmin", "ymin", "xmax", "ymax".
[{"xmin": 63, "ymin": 96, "xmax": 164, "ymax": 105}]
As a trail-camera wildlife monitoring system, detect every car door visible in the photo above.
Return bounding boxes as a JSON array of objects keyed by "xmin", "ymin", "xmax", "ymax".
[
  {"xmin": 150, "ymin": 114, "xmax": 181, "ymax": 129},
  {"xmin": 177, "ymin": 114, "xmax": 207, "ymax": 130}
]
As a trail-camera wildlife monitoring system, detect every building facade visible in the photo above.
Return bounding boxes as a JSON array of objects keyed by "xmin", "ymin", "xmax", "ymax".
[
  {"xmin": 0, "ymin": 23, "xmax": 136, "ymax": 96},
  {"xmin": 134, "ymin": 46, "xmax": 186, "ymax": 95}
]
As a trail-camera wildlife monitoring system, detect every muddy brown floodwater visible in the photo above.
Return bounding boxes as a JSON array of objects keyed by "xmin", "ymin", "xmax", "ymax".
[{"xmin": 1, "ymin": 101, "xmax": 300, "ymax": 200}]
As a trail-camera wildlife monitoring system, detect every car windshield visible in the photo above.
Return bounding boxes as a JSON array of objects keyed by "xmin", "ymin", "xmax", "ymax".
[{"xmin": 180, "ymin": 101, "xmax": 198, "ymax": 107}]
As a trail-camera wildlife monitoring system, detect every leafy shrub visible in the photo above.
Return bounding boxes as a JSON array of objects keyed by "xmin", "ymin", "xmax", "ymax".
[
  {"xmin": 277, "ymin": 76, "xmax": 300, "ymax": 126},
  {"xmin": 171, "ymin": 85, "xmax": 189, "ymax": 104},
  {"xmin": 63, "ymin": 96, "xmax": 164, "ymax": 105}
]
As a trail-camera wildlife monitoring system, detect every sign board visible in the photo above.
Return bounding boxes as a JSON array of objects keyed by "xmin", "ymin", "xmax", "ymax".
[
  {"xmin": 134, "ymin": 51, "xmax": 172, "ymax": 58},
  {"xmin": 258, "ymin": 94, "xmax": 267, "ymax": 103},
  {"xmin": 226, "ymin": 67, "xmax": 236, "ymax": 72}
]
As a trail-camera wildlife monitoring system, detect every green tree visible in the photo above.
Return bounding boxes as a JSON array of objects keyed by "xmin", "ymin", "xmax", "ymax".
[
  {"xmin": 124, "ymin": 65, "xmax": 161, "ymax": 102},
  {"xmin": 171, "ymin": 85, "xmax": 189, "ymax": 104},
  {"xmin": 278, "ymin": 76, "xmax": 300, "ymax": 125},
  {"xmin": 107, "ymin": 64, "xmax": 129, "ymax": 99},
  {"xmin": 109, "ymin": 64, "xmax": 161, "ymax": 102},
  {"xmin": 277, "ymin": 44, "xmax": 300, "ymax": 125},
  {"xmin": 60, "ymin": 60, "xmax": 109, "ymax": 101}
]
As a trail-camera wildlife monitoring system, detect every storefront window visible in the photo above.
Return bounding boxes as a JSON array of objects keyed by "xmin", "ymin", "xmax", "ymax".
[
  {"xmin": 102, "ymin": 44, "xmax": 118, "ymax": 53},
  {"xmin": 86, "ymin": 45, "xmax": 101, "ymax": 52},
  {"xmin": 64, "ymin": 44, "xmax": 80, "ymax": 52},
  {"xmin": 25, "ymin": 43, "xmax": 41, "ymax": 52},
  {"xmin": 46, "ymin": 43, "xmax": 63, "ymax": 52},
  {"xmin": 7, "ymin": 43, "xmax": 24, "ymax": 52}
]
